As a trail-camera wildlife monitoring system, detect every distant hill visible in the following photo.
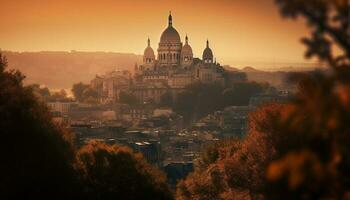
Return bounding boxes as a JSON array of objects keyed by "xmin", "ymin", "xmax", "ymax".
[
  {"xmin": 241, "ymin": 66, "xmax": 262, "ymax": 72},
  {"xmin": 4, "ymin": 51, "xmax": 142, "ymax": 88},
  {"xmin": 222, "ymin": 65, "xmax": 239, "ymax": 71}
]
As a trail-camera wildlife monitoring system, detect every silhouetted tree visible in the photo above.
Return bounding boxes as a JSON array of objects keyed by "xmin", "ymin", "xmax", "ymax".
[
  {"xmin": 75, "ymin": 141, "xmax": 173, "ymax": 200},
  {"xmin": 119, "ymin": 91, "xmax": 139, "ymax": 105},
  {"xmin": 178, "ymin": 1, "xmax": 350, "ymax": 199},
  {"xmin": 29, "ymin": 84, "xmax": 51, "ymax": 100},
  {"xmin": 262, "ymin": 0, "xmax": 350, "ymax": 199},
  {"xmin": 72, "ymin": 82, "xmax": 90, "ymax": 102},
  {"xmin": 176, "ymin": 104, "xmax": 285, "ymax": 200},
  {"xmin": 173, "ymin": 90, "xmax": 196, "ymax": 123},
  {"xmin": 160, "ymin": 92, "xmax": 174, "ymax": 107},
  {"xmin": 173, "ymin": 82, "xmax": 268, "ymax": 125},
  {"xmin": 0, "ymin": 52, "xmax": 79, "ymax": 198},
  {"xmin": 222, "ymin": 82, "xmax": 267, "ymax": 107}
]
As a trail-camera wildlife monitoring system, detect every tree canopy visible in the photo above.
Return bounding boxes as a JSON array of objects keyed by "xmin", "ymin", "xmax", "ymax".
[
  {"xmin": 0, "ymin": 52, "xmax": 78, "ymax": 198},
  {"xmin": 177, "ymin": 1, "xmax": 350, "ymax": 199},
  {"xmin": 72, "ymin": 82, "xmax": 99, "ymax": 103},
  {"xmin": 0, "ymin": 53, "xmax": 173, "ymax": 199},
  {"xmin": 172, "ymin": 82, "xmax": 267, "ymax": 124},
  {"xmin": 75, "ymin": 141, "xmax": 173, "ymax": 200},
  {"xmin": 119, "ymin": 91, "xmax": 139, "ymax": 105}
]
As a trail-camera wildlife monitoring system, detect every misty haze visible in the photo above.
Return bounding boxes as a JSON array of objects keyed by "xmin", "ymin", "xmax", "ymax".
[{"xmin": 0, "ymin": 0, "xmax": 349, "ymax": 199}]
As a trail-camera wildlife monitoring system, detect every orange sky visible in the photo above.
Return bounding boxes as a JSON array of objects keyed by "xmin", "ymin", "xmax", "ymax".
[{"xmin": 0, "ymin": 0, "xmax": 316, "ymax": 69}]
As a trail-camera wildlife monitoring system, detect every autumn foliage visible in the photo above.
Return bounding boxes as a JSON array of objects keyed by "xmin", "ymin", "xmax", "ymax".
[
  {"xmin": 0, "ymin": 53, "xmax": 172, "ymax": 199},
  {"xmin": 177, "ymin": 0, "xmax": 350, "ymax": 199},
  {"xmin": 75, "ymin": 141, "xmax": 172, "ymax": 200},
  {"xmin": 176, "ymin": 104, "xmax": 285, "ymax": 200}
]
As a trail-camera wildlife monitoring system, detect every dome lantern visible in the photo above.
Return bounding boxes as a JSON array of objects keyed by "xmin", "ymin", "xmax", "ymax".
[{"xmin": 168, "ymin": 11, "xmax": 172, "ymax": 27}]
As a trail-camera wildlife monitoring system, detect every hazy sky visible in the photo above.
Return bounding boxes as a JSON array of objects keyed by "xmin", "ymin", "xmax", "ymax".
[{"xmin": 0, "ymin": 0, "xmax": 316, "ymax": 69}]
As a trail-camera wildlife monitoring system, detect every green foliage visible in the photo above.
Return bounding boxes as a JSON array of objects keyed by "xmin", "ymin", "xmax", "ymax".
[{"xmin": 75, "ymin": 141, "xmax": 173, "ymax": 200}]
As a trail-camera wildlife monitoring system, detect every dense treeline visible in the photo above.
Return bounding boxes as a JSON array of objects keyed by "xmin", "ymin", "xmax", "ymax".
[
  {"xmin": 176, "ymin": 104, "xmax": 285, "ymax": 199},
  {"xmin": 161, "ymin": 82, "xmax": 269, "ymax": 124},
  {"xmin": 0, "ymin": 53, "xmax": 172, "ymax": 199},
  {"xmin": 72, "ymin": 82, "xmax": 100, "ymax": 104},
  {"xmin": 29, "ymin": 83, "xmax": 73, "ymax": 102}
]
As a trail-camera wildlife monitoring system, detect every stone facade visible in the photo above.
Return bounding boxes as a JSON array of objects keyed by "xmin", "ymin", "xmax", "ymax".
[{"xmin": 132, "ymin": 13, "xmax": 226, "ymax": 103}]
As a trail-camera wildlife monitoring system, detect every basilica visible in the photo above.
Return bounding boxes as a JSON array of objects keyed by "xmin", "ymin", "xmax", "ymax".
[{"xmin": 132, "ymin": 13, "xmax": 226, "ymax": 103}]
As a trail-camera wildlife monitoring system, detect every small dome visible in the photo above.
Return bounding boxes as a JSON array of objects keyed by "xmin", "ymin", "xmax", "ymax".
[
  {"xmin": 144, "ymin": 38, "xmax": 155, "ymax": 59},
  {"xmin": 144, "ymin": 46, "xmax": 155, "ymax": 58},
  {"xmin": 160, "ymin": 13, "xmax": 181, "ymax": 44},
  {"xmin": 202, "ymin": 40, "xmax": 213, "ymax": 61},
  {"xmin": 181, "ymin": 35, "xmax": 193, "ymax": 55}
]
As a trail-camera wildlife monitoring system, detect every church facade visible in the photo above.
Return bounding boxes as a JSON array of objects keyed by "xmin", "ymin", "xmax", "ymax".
[{"xmin": 132, "ymin": 13, "xmax": 226, "ymax": 103}]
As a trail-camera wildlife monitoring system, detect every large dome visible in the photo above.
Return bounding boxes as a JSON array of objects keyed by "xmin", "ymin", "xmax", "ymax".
[
  {"xmin": 160, "ymin": 26, "xmax": 181, "ymax": 43},
  {"xmin": 160, "ymin": 13, "xmax": 181, "ymax": 43}
]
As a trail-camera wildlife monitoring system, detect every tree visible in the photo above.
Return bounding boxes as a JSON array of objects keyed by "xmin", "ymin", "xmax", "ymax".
[
  {"xmin": 178, "ymin": 1, "xmax": 350, "ymax": 199},
  {"xmin": 50, "ymin": 89, "xmax": 69, "ymax": 102},
  {"xmin": 119, "ymin": 91, "xmax": 139, "ymax": 105},
  {"xmin": 173, "ymin": 90, "xmax": 196, "ymax": 123},
  {"xmin": 262, "ymin": 0, "xmax": 350, "ymax": 199},
  {"xmin": 222, "ymin": 82, "xmax": 267, "ymax": 107},
  {"xmin": 160, "ymin": 92, "xmax": 174, "ymax": 107},
  {"xmin": 72, "ymin": 82, "xmax": 89, "ymax": 102},
  {"xmin": 0, "ymin": 52, "xmax": 79, "ymax": 198},
  {"xmin": 176, "ymin": 104, "xmax": 285, "ymax": 200},
  {"xmin": 172, "ymin": 82, "xmax": 268, "ymax": 124},
  {"xmin": 29, "ymin": 84, "xmax": 51, "ymax": 101},
  {"xmin": 75, "ymin": 141, "xmax": 173, "ymax": 200}
]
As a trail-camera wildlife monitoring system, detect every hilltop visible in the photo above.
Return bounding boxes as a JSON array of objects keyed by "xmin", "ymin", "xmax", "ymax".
[{"xmin": 4, "ymin": 51, "xmax": 142, "ymax": 88}]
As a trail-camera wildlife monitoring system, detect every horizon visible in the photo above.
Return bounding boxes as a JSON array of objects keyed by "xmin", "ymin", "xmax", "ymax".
[
  {"xmin": 1, "ymin": 0, "xmax": 318, "ymax": 70},
  {"xmin": 3, "ymin": 49, "xmax": 319, "ymax": 70}
]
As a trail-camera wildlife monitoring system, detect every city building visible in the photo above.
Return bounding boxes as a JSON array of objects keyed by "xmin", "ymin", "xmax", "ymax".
[
  {"xmin": 133, "ymin": 13, "xmax": 226, "ymax": 103},
  {"xmin": 47, "ymin": 101, "xmax": 77, "ymax": 113},
  {"xmin": 90, "ymin": 70, "xmax": 132, "ymax": 103}
]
